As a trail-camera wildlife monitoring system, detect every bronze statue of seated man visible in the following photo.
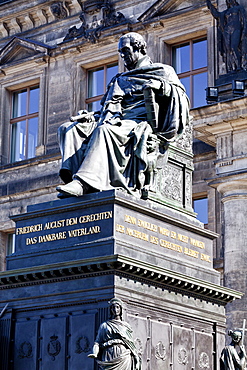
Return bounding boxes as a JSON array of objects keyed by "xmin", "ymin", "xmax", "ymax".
[{"xmin": 56, "ymin": 32, "xmax": 190, "ymax": 198}]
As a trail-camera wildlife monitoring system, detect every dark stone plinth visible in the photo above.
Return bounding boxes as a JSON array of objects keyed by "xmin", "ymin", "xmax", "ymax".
[
  {"xmin": 216, "ymin": 70, "xmax": 247, "ymax": 86},
  {"xmin": 8, "ymin": 189, "xmax": 218, "ymax": 283},
  {"xmin": 0, "ymin": 191, "xmax": 243, "ymax": 369}
]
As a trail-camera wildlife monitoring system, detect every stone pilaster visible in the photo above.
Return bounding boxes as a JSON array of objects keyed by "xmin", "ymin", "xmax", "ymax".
[{"xmin": 215, "ymin": 179, "xmax": 247, "ymax": 330}]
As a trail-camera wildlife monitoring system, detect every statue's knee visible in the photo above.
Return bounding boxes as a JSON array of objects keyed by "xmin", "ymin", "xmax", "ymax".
[{"xmin": 57, "ymin": 121, "xmax": 71, "ymax": 136}]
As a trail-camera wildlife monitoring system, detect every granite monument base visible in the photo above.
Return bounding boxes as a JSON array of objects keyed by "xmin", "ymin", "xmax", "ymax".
[{"xmin": 0, "ymin": 190, "xmax": 242, "ymax": 369}]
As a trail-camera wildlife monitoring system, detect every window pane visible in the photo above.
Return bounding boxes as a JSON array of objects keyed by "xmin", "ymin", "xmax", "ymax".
[
  {"xmin": 193, "ymin": 72, "xmax": 207, "ymax": 108},
  {"xmin": 11, "ymin": 120, "xmax": 26, "ymax": 162},
  {"xmin": 193, "ymin": 39, "xmax": 207, "ymax": 70},
  {"xmin": 29, "ymin": 86, "xmax": 40, "ymax": 114},
  {"xmin": 106, "ymin": 64, "xmax": 118, "ymax": 85},
  {"xmin": 88, "ymin": 68, "xmax": 104, "ymax": 98},
  {"xmin": 27, "ymin": 117, "xmax": 39, "ymax": 158},
  {"xmin": 7, "ymin": 234, "xmax": 15, "ymax": 255},
  {"xmin": 88, "ymin": 100, "xmax": 102, "ymax": 112},
  {"xmin": 12, "ymin": 89, "xmax": 27, "ymax": 118},
  {"xmin": 180, "ymin": 76, "xmax": 190, "ymax": 100},
  {"xmin": 172, "ymin": 43, "xmax": 190, "ymax": 74},
  {"xmin": 194, "ymin": 198, "xmax": 208, "ymax": 224}
]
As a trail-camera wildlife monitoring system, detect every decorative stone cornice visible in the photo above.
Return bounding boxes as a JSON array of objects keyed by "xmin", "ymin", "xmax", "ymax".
[
  {"xmin": 0, "ymin": 255, "xmax": 242, "ymax": 305},
  {"xmin": 192, "ymin": 96, "xmax": 247, "ymax": 146},
  {"xmin": 0, "ymin": 0, "xmax": 82, "ymax": 39}
]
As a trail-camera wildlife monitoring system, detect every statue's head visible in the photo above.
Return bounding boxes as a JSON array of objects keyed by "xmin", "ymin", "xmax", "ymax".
[
  {"xmin": 118, "ymin": 32, "xmax": 147, "ymax": 70},
  {"xmin": 108, "ymin": 297, "xmax": 123, "ymax": 320},
  {"xmin": 228, "ymin": 329, "xmax": 242, "ymax": 344}
]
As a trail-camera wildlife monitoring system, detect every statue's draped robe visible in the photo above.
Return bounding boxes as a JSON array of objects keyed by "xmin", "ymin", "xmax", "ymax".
[
  {"xmin": 94, "ymin": 319, "xmax": 139, "ymax": 370},
  {"xmin": 220, "ymin": 345, "xmax": 245, "ymax": 369},
  {"xmin": 58, "ymin": 57, "xmax": 190, "ymax": 193}
]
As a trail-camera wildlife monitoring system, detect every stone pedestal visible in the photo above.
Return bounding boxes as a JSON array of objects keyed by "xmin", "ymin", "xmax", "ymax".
[{"xmin": 0, "ymin": 190, "xmax": 241, "ymax": 369}]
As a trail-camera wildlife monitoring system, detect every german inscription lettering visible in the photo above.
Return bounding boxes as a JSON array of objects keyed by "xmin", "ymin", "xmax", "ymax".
[
  {"xmin": 16, "ymin": 211, "xmax": 113, "ymax": 246},
  {"xmin": 116, "ymin": 214, "xmax": 211, "ymax": 263}
]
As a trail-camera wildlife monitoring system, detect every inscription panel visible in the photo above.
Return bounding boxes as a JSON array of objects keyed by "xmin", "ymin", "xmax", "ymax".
[
  {"xmin": 115, "ymin": 206, "xmax": 213, "ymax": 268},
  {"xmin": 14, "ymin": 204, "xmax": 114, "ymax": 253}
]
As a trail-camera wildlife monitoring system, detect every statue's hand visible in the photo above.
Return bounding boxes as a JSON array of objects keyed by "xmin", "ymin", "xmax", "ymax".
[{"xmin": 143, "ymin": 79, "xmax": 162, "ymax": 92}]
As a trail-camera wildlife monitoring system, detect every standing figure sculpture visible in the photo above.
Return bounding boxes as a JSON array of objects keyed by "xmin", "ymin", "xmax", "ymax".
[
  {"xmin": 220, "ymin": 329, "xmax": 247, "ymax": 369},
  {"xmin": 56, "ymin": 32, "xmax": 190, "ymax": 198},
  {"xmin": 88, "ymin": 298, "xmax": 141, "ymax": 369},
  {"xmin": 206, "ymin": 0, "xmax": 247, "ymax": 72}
]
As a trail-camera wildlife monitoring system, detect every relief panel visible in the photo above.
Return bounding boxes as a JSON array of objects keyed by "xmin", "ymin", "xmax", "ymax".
[
  {"xmin": 151, "ymin": 320, "xmax": 171, "ymax": 370},
  {"xmin": 14, "ymin": 320, "xmax": 38, "ymax": 370}
]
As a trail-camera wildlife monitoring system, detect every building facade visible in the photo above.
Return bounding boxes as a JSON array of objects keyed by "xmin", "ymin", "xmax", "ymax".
[{"xmin": 0, "ymin": 0, "xmax": 246, "ymax": 337}]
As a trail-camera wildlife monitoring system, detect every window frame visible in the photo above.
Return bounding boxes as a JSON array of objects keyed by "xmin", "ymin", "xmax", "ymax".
[
  {"xmin": 9, "ymin": 83, "xmax": 40, "ymax": 163},
  {"xmin": 85, "ymin": 62, "xmax": 119, "ymax": 111},
  {"xmin": 172, "ymin": 37, "xmax": 208, "ymax": 108}
]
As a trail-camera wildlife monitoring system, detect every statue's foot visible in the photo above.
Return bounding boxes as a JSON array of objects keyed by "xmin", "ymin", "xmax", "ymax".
[
  {"xmin": 56, "ymin": 179, "xmax": 84, "ymax": 197},
  {"xmin": 57, "ymin": 192, "xmax": 73, "ymax": 199},
  {"xmin": 59, "ymin": 169, "xmax": 73, "ymax": 184}
]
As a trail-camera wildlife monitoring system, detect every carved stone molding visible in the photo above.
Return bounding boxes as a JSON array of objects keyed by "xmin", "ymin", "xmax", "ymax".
[
  {"xmin": 50, "ymin": 2, "xmax": 69, "ymax": 19},
  {"xmin": 0, "ymin": 0, "xmax": 81, "ymax": 39},
  {"xmin": 63, "ymin": 0, "xmax": 128, "ymax": 43},
  {"xmin": 0, "ymin": 255, "xmax": 241, "ymax": 305}
]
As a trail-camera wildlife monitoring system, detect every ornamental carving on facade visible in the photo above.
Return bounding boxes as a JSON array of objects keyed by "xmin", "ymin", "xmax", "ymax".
[
  {"xmin": 159, "ymin": 166, "xmax": 182, "ymax": 202},
  {"xmin": 176, "ymin": 121, "xmax": 193, "ymax": 153},
  {"xmin": 198, "ymin": 352, "xmax": 210, "ymax": 368},
  {"xmin": 47, "ymin": 334, "xmax": 61, "ymax": 361},
  {"xmin": 177, "ymin": 347, "xmax": 188, "ymax": 365},
  {"xmin": 18, "ymin": 341, "xmax": 33, "ymax": 359},
  {"xmin": 75, "ymin": 335, "xmax": 90, "ymax": 354},
  {"xmin": 50, "ymin": 2, "xmax": 68, "ymax": 19},
  {"xmin": 64, "ymin": 0, "xmax": 127, "ymax": 43},
  {"xmin": 155, "ymin": 340, "xmax": 167, "ymax": 361}
]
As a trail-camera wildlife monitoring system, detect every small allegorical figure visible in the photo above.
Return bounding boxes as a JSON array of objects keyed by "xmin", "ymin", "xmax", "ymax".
[
  {"xmin": 88, "ymin": 298, "xmax": 141, "ymax": 369},
  {"xmin": 206, "ymin": 0, "xmax": 247, "ymax": 72},
  {"xmin": 220, "ymin": 329, "xmax": 247, "ymax": 369}
]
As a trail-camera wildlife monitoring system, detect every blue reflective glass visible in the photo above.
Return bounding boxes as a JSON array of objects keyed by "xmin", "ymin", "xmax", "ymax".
[
  {"xmin": 28, "ymin": 117, "xmax": 39, "ymax": 158},
  {"xmin": 11, "ymin": 120, "xmax": 26, "ymax": 162},
  {"xmin": 12, "ymin": 90, "xmax": 27, "ymax": 118},
  {"xmin": 106, "ymin": 64, "xmax": 118, "ymax": 85},
  {"xmin": 29, "ymin": 86, "xmax": 40, "ymax": 114},
  {"xmin": 173, "ymin": 43, "xmax": 190, "ymax": 74},
  {"xmin": 88, "ymin": 100, "xmax": 102, "ymax": 112},
  {"xmin": 88, "ymin": 68, "xmax": 104, "ymax": 98},
  {"xmin": 194, "ymin": 198, "xmax": 208, "ymax": 224},
  {"xmin": 193, "ymin": 72, "xmax": 207, "ymax": 108},
  {"xmin": 180, "ymin": 76, "xmax": 190, "ymax": 100},
  {"xmin": 193, "ymin": 39, "xmax": 207, "ymax": 70}
]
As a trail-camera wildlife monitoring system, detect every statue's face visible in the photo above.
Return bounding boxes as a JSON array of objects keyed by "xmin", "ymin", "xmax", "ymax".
[
  {"xmin": 118, "ymin": 38, "xmax": 141, "ymax": 70},
  {"xmin": 232, "ymin": 331, "xmax": 242, "ymax": 344},
  {"xmin": 110, "ymin": 303, "xmax": 121, "ymax": 318}
]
